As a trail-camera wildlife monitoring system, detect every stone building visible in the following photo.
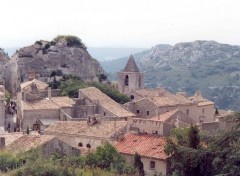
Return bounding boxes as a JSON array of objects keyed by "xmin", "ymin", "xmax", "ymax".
[
  {"xmin": 115, "ymin": 133, "xmax": 168, "ymax": 176},
  {"xmin": 45, "ymin": 120, "xmax": 129, "ymax": 149},
  {"xmin": 129, "ymin": 109, "xmax": 196, "ymax": 136},
  {"xmin": 0, "ymin": 85, "xmax": 5, "ymax": 131},
  {"xmin": 118, "ymin": 55, "xmax": 144, "ymax": 94},
  {"xmin": 125, "ymin": 88, "xmax": 215, "ymax": 124},
  {"xmin": 7, "ymin": 135, "xmax": 81, "ymax": 156},
  {"xmin": 17, "ymin": 79, "xmax": 75, "ymax": 131},
  {"xmin": 76, "ymin": 87, "xmax": 135, "ymax": 120}
]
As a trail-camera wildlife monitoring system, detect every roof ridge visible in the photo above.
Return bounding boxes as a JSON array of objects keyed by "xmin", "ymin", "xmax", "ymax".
[{"xmin": 123, "ymin": 55, "xmax": 139, "ymax": 72}]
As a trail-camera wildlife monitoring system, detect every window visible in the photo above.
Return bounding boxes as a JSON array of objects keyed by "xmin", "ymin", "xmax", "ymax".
[
  {"xmin": 136, "ymin": 110, "xmax": 140, "ymax": 114},
  {"xmin": 150, "ymin": 161, "xmax": 155, "ymax": 169},
  {"xmin": 186, "ymin": 109, "xmax": 189, "ymax": 115},
  {"xmin": 125, "ymin": 75, "xmax": 129, "ymax": 86},
  {"xmin": 147, "ymin": 111, "xmax": 150, "ymax": 115},
  {"xmin": 152, "ymin": 131, "xmax": 158, "ymax": 135},
  {"xmin": 78, "ymin": 143, "xmax": 83, "ymax": 147},
  {"xmin": 86, "ymin": 144, "xmax": 91, "ymax": 148},
  {"xmin": 104, "ymin": 112, "xmax": 106, "ymax": 116},
  {"xmin": 202, "ymin": 109, "xmax": 205, "ymax": 114},
  {"xmin": 130, "ymin": 95, "xmax": 135, "ymax": 100}
]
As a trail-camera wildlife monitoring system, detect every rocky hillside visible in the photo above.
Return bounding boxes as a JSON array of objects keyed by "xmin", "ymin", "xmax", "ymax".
[
  {"xmin": 0, "ymin": 49, "xmax": 10, "ymax": 83},
  {"xmin": 4, "ymin": 36, "xmax": 105, "ymax": 93},
  {"xmin": 102, "ymin": 41, "xmax": 240, "ymax": 111}
]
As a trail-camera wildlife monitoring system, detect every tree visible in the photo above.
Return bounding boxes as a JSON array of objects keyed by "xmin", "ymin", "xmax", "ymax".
[
  {"xmin": 165, "ymin": 113, "xmax": 240, "ymax": 176},
  {"xmin": 134, "ymin": 153, "xmax": 144, "ymax": 176}
]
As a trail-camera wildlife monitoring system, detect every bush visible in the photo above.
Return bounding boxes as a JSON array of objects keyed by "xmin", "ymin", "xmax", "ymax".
[{"xmin": 52, "ymin": 35, "xmax": 87, "ymax": 49}]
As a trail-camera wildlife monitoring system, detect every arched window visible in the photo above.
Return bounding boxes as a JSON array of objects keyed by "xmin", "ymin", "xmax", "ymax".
[
  {"xmin": 125, "ymin": 75, "xmax": 129, "ymax": 86},
  {"xmin": 78, "ymin": 143, "xmax": 83, "ymax": 147},
  {"xmin": 86, "ymin": 144, "xmax": 91, "ymax": 148}
]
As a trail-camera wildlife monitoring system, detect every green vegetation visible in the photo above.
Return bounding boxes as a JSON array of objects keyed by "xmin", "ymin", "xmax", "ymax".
[
  {"xmin": 165, "ymin": 113, "xmax": 240, "ymax": 176},
  {"xmin": 0, "ymin": 143, "xmax": 137, "ymax": 176},
  {"xmin": 52, "ymin": 35, "xmax": 87, "ymax": 49},
  {"xmin": 49, "ymin": 75, "xmax": 130, "ymax": 104}
]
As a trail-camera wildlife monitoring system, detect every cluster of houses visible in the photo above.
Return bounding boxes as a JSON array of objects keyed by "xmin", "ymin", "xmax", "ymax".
[{"xmin": 0, "ymin": 55, "xmax": 233, "ymax": 176}]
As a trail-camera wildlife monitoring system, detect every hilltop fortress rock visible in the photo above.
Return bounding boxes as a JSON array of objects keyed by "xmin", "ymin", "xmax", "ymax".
[
  {"xmin": 0, "ymin": 49, "xmax": 10, "ymax": 84},
  {"xmin": 4, "ymin": 36, "xmax": 105, "ymax": 93}
]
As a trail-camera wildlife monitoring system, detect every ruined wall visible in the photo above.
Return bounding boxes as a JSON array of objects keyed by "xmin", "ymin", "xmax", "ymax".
[{"xmin": 23, "ymin": 109, "xmax": 60, "ymax": 130}]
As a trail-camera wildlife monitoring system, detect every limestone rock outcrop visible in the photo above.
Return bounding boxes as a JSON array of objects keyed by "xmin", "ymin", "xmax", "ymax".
[
  {"xmin": 0, "ymin": 49, "xmax": 10, "ymax": 84},
  {"xmin": 4, "ymin": 39, "xmax": 105, "ymax": 93}
]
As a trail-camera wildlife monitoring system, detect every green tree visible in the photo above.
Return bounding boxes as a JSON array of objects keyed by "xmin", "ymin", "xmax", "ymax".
[{"xmin": 134, "ymin": 153, "xmax": 144, "ymax": 176}]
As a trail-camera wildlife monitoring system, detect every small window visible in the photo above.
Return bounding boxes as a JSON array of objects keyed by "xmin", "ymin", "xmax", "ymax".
[
  {"xmin": 136, "ymin": 110, "xmax": 140, "ymax": 114},
  {"xmin": 130, "ymin": 95, "xmax": 135, "ymax": 100},
  {"xmin": 186, "ymin": 109, "xmax": 189, "ymax": 115},
  {"xmin": 152, "ymin": 131, "xmax": 158, "ymax": 135},
  {"xmin": 104, "ymin": 112, "xmax": 106, "ymax": 116},
  {"xmin": 78, "ymin": 143, "xmax": 83, "ymax": 147},
  {"xmin": 147, "ymin": 111, "xmax": 149, "ymax": 115},
  {"xmin": 202, "ymin": 109, "xmax": 205, "ymax": 114},
  {"xmin": 150, "ymin": 161, "xmax": 155, "ymax": 169},
  {"xmin": 86, "ymin": 144, "xmax": 91, "ymax": 148}
]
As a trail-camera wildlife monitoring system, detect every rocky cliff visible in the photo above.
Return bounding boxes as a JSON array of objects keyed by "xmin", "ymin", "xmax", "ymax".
[
  {"xmin": 4, "ymin": 36, "xmax": 105, "ymax": 93},
  {"xmin": 0, "ymin": 49, "xmax": 10, "ymax": 84}
]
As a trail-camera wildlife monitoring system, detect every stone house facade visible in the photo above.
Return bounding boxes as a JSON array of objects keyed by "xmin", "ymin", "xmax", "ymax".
[
  {"xmin": 45, "ymin": 120, "xmax": 129, "ymax": 149},
  {"xmin": 17, "ymin": 79, "xmax": 75, "ymax": 131},
  {"xmin": 0, "ymin": 85, "xmax": 5, "ymax": 130},
  {"xmin": 115, "ymin": 133, "xmax": 168, "ymax": 176}
]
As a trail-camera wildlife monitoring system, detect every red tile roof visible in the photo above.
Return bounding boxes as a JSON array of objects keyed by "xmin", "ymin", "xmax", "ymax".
[{"xmin": 115, "ymin": 133, "xmax": 167, "ymax": 160}]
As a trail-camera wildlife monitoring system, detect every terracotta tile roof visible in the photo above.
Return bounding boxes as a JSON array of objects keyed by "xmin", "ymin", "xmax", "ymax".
[
  {"xmin": 0, "ymin": 133, "xmax": 24, "ymax": 146},
  {"xmin": 50, "ymin": 97, "xmax": 75, "ymax": 107},
  {"xmin": 150, "ymin": 109, "xmax": 179, "ymax": 122},
  {"xmin": 45, "ymin": 121, "xmax": 128, "ymax": 139},
  {"xmin": 134, "ymin": 88, "xmax": 193, "ymax": 107},
  {"xmin": 123, "ymin": 55, "xmax": 140, "ymax": 72},
  {"xmin": 80, "ymin": 87, "xmax": 135, "ymax": 117},
  {"xmin": 7, "ymin": 135, "xmax": 55, "ymax": 152},
  {"xmin": 22, "ymin": 99, "xmax": 59, "ymax": 110},
  {"xmin": 115, "ymin": 133, "xmax": 167, "ymax": 160},
  {"xmin": 21, "ymin": 79, "xmax": 48, "ymax": 91},
  {"xmin": 22, "ymin": 96, "xmax": 75, "ymax": 110}
]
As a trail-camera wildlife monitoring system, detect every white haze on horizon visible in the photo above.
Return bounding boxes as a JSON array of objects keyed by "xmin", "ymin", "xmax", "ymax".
[{"xmin": 0, "ymin": 0, "xmax": 240, "ymax": 48}]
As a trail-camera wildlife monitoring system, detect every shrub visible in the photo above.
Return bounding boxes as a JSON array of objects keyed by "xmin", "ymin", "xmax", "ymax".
[{"xmin": 52, "ymin": 35, "xmax": 87, "ymax": 49}]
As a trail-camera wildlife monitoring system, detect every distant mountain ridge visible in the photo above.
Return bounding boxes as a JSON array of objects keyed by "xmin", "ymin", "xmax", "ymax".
[{"xmin": 102, "ymin": 40, "xmax": 240, "ymax": 111}]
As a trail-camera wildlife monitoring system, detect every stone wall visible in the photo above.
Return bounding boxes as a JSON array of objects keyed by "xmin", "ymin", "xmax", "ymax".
[
  {"xmin": 23, "ymin": 109, "xmax": 60, "ymax": 130},
  {"xmin": 130, "ymin": 118, "xmax": 174, "ymax": 136},
  {"xmin": 118, "ymin": 72, "xmax": 144, "ymax": 94},
  {"xmin": 123, "ymin": 154, "xmax": 167, "ymax": 176},
  {"xmin": 42, "ymin": 138, "xmax": 80, "ymax": 156}
]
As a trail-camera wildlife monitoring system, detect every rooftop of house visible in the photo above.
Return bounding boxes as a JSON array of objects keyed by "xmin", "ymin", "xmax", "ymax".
[
  {"xmin": 22, "ymin": 96, "xmax": 75, "ymax": 110},
  {"xmin": 150, "ymin": 109, "xmax": 180, "ymax": 122},
  {"xmin": 79, "ymin": 87, "xmax": 135, "ymax": 117},
  {"xmin": 123, "ymin": 55, "xmax": 140, "ymax": 72},
  {"xmin": 21, "ymin": 79, "xmax": 49, "ymax": 92},
  {"xmin": 7, "ymin": 135, "xmax": 55, "ymax": 152},
  {"xmin": 45, "ymin": 120, "xmax": 128, "ymax": 139},
  {"xmin": 0, "ymin": 133, "xmax": 24, "ymax": 146},
  {"xmin": 134, "ymin": 88, "xmax": 193, "ymax": 107},
  {"xmin": 188, "ymin": 91, "xmax": 214, "ymax": 106},
  {"xmin": 115, "ymin": 133, "xmax": 168, "ymax": 160}
]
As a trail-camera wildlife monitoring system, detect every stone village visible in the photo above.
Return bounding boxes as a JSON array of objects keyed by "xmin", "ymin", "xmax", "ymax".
[{"xmin": 0, "ymin": 55, "xmax": 233, "ymax": 176}]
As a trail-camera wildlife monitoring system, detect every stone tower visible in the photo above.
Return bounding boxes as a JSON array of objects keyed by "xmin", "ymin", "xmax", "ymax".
[{"xmin": 118, "ymin": 55, "xmax": 144, "ymax": 94}]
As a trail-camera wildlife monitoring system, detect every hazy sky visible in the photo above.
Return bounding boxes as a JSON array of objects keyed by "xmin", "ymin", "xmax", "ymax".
[{"xmin": 1, "ymin": 0, "xmax": 240, "ymax": 48}]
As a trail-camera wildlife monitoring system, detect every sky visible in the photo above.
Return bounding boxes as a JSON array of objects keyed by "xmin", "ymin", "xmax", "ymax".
[{"xmin": 0, "ymin": 0, "xmax": 240, "ymax": 48}]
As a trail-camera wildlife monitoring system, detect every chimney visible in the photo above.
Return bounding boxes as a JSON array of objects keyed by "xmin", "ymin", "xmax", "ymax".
[
  {"xmin": 0, "ymin": 137, "xmax": 5, "ymax": 148},
  {"xmin": 48, "ymin": 87, "xmax": 51, "ymax": 99}
]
